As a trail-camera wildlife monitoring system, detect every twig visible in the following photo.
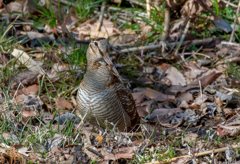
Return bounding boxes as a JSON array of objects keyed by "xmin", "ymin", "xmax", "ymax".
[
  {"xmin": 74, "ymin": 111, "xmax": 89, "ymax": 142},
  {"xmin": 221, "ymin": 0, "xmax": 238, "ymax": 8},
  {"xmin": 110, "ymin": 38, "xmax": 221, "ymax": 54},
  {"xmin": 96, "ymin": 1, "xmax": 106, "ymax": 32},
  {"xmin": 86, "ymin": 147, "xmax": 104, "ymax": 159},
  {"xmin": 229, "ymin": 0, "xmax": 240, "ymax": 42},
  {"xmin": 221, "ymin": 41, "xmax": 240, "ymax": 47},
  {"xmin": 143, "ymin": 145, "xmax": 240, "ymax": 164},
  {"xmin": 146, "ymin": 0, "xmax": 151, "ymax": 19},
  {"xmin": 108, "ymin": 6, "xmax": 147, "ymax": 18},
  {"xmin": 161, "ymin": 8, "xmax": 170, "ymax": 43},
  {"xmin": 174, "ymin": 18, "xmax": 190, "ymax": 55},
  {"xmin": 199, "ymin": 80, "xmax": 203, "ymax": 113},
  {"xmin": 58, "ymin": 0, "xmax": 74, "ymax": 6},
  {"xmin": 126, "ymin": 0, "xmax": 153, "ymax": 9},
  {"xmin": 181, "ymin": 52, "xmax": 210, "ymax": 58},
  {"xmin": 160, "ymin": 7, "xmax": 170, "ymax": 52}
]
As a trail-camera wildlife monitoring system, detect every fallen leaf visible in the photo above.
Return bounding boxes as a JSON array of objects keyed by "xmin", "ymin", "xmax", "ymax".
[
  {"xmin": 149, "ymin": 108, "xmax": 183, "ymax": 122},
  {"xmin": 191, "ymin": 69, "xmax": 222, "ymax": 87},
  {"xmin": 54, "ymin": 113, "xmax": 80, "ymax": 125},
  {"xmin": 166, "ymin": 66, "xmax": 186, "ymax": 85},
  {"xmin": 195, "ymin": 94, "xmax": 208, "ymax": 105},
  {"xmin": 7, "ymin": 0, "xmax": 29, "ymax": 14},
  {"xmin": 21, "ymin": 85, "xmax": 40, "ymax": 96},
  {"xmin": 11, "ymin": 49, "xmax": 45, "ymax": 75},
  {"xmin": 132, "ymin": 91, "xmax": 146, "ymax": 104},
  {"xmin": 56, "ymin": 97, "xmax": 73, "ymax": 110},
  {"xmin": 104, "ymin": 152, "xmax": 134, "ymax": 160},
  {"xmin": 177, "ymin": 92, "xmax": 193, "ymax": 103},
  {"xmin": 8, "ymin": 71, "xmax": 39, "ymax": 89},
  {"xmin": 184, "ymin": 132, "xmax": 198, "ymax": 143}
]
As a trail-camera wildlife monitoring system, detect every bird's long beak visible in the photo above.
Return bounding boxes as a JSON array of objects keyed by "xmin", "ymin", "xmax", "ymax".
[{"xmin": 103, "ymin": 54, "xmax": 123, "ymax": 83}]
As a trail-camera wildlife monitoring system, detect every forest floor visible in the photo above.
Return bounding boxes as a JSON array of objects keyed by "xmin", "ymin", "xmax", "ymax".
[{"xmin": 0, "ymin": 0, "xmax": 240, "ymax": 163}]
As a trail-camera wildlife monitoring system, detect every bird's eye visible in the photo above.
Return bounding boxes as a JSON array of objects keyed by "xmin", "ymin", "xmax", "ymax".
[{"xmin": 94, "ymin": 42, "xmax": 98, "ymax": 46}]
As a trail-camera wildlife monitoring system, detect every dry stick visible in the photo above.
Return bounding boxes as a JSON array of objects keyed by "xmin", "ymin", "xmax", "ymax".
[
  {"xmin": 161, "ymin": 7, "xmax": 170, "ymax": 43},
  {"xmin": 59, "ymin": 0, "xmax": 74, "ymax": 6},
  {"xmin": 146, "ymin": 0, "xmax": 151, "ymax": 19},
  {"xmin": 160, "ymin": 7, "xmax": 170, "ymax": 52},
  {"xmin": 174, "ymin": 19, "xmax": 190, "ymax": 55},
  {"xmin": 110, "ymin": 38, "xmax": 218, "ymax": 54},
  {"xmin": 229, "ymin": 0, "xmax": 240, "ymax": 42},
  {"xmin": 143, "ymin": 145, "xmax": 240, "ymax": 164},
  {"xmin": 221, "ymin": 0, "xmax": 238, "ymax": 8},
  {"xmin": 221, "ymin": 41, "xmax": 240, "ymax": 49},
  {"xmin": 96, "ymin": 1, "xmax": 106, "ymax": 32},
  {"xmin": 126, "ymin": 0, "xmax": 153, "ymax": 9},
  {"xmin": 74, "ymin": 111, "xmax": 89, "ymax": 142}
]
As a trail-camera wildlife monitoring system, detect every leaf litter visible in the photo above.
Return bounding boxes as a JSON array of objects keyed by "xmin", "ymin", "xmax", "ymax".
[{"xmin": 1, "ymin": 0, "xmax": 240, "ymax": 163}]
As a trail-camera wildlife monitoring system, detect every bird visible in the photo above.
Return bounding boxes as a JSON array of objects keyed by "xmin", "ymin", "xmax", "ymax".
[{"xmin": 77, "ymin": 38, "xmax": 140, "ymax": 131}]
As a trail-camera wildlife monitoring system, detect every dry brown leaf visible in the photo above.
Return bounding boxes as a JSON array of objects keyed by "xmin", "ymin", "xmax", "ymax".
[
  {"xmin": 11, "ymin": 49, "xmax": 45, "ymax": 75},
  {"xmin": 185, "ymin": 69, "xmax": 204, "ymax": 79},
  {"xmin": 7, "ymin": 0, "xmax": 29, "ymax": 14},
  {"xmin": 195, "ymin": 94, "xmax": 208, "ymax": 105},
  {"xmin": 140, "ymin": 25, "xmax": 152, "ymax": 41},
  {"xmin": 136, "ymin": 106, "xmax": 148, "ymax": 118},
  {"xmin": 18, "ymin": 147, "xmax": 29, "ymax": 155},
  {"xmin": 109, "ymin": 34, "xmax": 137, "ymax": 46},
  {"xmin": 169, "ymin": 85, "xmax": 199, "ymax": 94},
  {"xmin": 22, "ymin": 110, "xmax": 36, "ymax": 117},
  {"xmin": 46, "ymin": 63, "xmax": 69, "ymax": 81},
  {"xmin": 25, "ymin": 31, "xmax": 55, "ymax": 40},
  {"xmin": 0, "ymin": 132, "xmax": 18, "ymax": 143},
  {"xmin": 132, "ymin": 91, "xmax": 146, "ymax": 104},
  {"xmin": 9, "ymin": 71, "xmax": 39, "ymax": 89},
  {"xmin": 181, "ymin": 0, "xmax": 200, "ymax": 17},
  {"xmin": 21, "ymin": 85, "xmax": 40, "ymax": 96},
  {"xmin": 177, "ymin": 92, "xmax": 193, "ymax": 103},
  {"xmin": 191, "ymin": 69, "xmax": 222, "ymax": 87},
  {"xmin": 78, "ymin": 19, "xmax": 120, "ymax": 39},
  {"xmin": 133, "ymin": 88, "xmax": 175, "ymax": 106},
  {"xmin": 217, "ymin": 124, "xmax": 240, "ymax": 136},
  {"xmin": 145, "ymin": 88, "xmax": 166, "ymax": 99},
  {"xmin": 14, "ymin": 94, "xmax": 28, "ymax": 105},
  {"xmin": 146, "ymin": 88, "xmax": 175, "ymax": 102},
  {"xmin": 149, "ymin": 108, "xmax": 183, "ymax": 122},
  {"xmin": 103, "ymin": 152, "xmax": 134, "ymax": 160},
  {"xmin": 140, "ymin": 100, "xmax": 154, "ymax": 114},
  {"xmin": 215, "ymin": 97, "xmax": 223, "ymax": 106},
  {"xmin": 184, "ymin": 132, "xmax": 198, "ymax": 143},
  {"xmin": 179, "ymin": 100, "xmax": 189, "ymax": 108},
  {"xmin": 0, "ymin": 54, "xmax": 8, "ymax": 64},
  {"xmin": 166, "ymin": 66, "xmax": 186, "ymax": 86},
  {"xmin": 56, "ymin": 97, "xmax": 73, "ymax": 110},
  {"xmin": 0, "ymin": 0, "xmax": 2, "ymax": 8}
]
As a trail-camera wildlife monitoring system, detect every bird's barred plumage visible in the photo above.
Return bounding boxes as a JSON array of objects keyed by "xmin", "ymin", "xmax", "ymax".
[{"xmin": 77, "ymin": 38, "xmax": 139, "ymax": 131}]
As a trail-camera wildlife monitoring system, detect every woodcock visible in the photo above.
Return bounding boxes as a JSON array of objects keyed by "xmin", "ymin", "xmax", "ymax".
[{"xmin": 77, "ymin": 38, "xmax": 140, "ymax": 131}]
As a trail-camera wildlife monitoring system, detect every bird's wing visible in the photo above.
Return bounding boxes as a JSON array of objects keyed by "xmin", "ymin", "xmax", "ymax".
[{"xmin": 115, "ymin": 83, "xmax": 140, "ymax": 128}]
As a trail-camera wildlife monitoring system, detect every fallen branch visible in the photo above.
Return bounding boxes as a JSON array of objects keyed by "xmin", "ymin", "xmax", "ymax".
[
  {"xmin": 143, "ymin": 144, "xmax": 240, "ymax": 164},
  {"xmin": 96, "ymin": 1, "xmax": 106, "ymax": 32},
  {"xmin": 110, "ymin": 37, "xmax": 222, "ymax": 54},
  {"xmin": 229, "ymin": 0, "xmax": 240, "ymax": 42}
]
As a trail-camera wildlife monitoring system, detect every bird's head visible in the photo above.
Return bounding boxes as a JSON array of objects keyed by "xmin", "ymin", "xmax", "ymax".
[{"xmin": 87, "ymin": 38, "xmax": 111, "ymax": 64}]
